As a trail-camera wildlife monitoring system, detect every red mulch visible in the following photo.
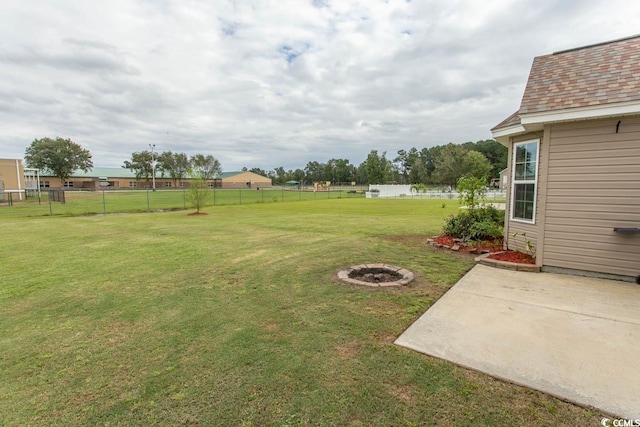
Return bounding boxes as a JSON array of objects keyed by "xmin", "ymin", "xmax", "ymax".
[
  {"xmin": 487, "ymin": 251, "xmax": 535, "ymax": 264},
  {"xmin": 432, "ymin": 235, "xmax": 504, "ymax": 254}
]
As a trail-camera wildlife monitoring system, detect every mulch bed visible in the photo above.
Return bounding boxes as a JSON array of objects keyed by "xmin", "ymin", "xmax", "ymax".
[
  {"xmin": 430, "ymin": 235, "xmax": 535, "ymax": 265},
  {"xmin": 487, "ymin": 250, "xmax": 535, "ymax": 264},
  {"xmin": 430, "ymin": 235, "xmax": 504, "ymax": 254}
]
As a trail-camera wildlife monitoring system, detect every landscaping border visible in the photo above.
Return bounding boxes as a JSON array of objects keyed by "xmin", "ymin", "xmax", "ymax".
[{"xmin": 475, "ymin": 252, "xmax": 540, "ymax": 273}]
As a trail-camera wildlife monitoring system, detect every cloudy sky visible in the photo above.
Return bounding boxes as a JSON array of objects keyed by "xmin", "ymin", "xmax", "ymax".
[{"xmin": 1, "ymin": 0, "xmax": 639, "ymax": 171}]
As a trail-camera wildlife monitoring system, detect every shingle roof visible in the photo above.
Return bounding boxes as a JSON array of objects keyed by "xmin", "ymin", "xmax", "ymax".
[
  {"xmin": 493, "ymin": 35, "xmax": 640, "ymax": 132},
  {"xmin": 491, "ymin": 110, "xmax": 521, "ymax": 131},
  {"xmin": 520, "ymin": 35, "xmax": 640, "ymax": 114}
]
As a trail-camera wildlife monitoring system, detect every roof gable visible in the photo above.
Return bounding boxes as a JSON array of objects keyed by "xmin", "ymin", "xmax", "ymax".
[
  {"xmin": 492, "ymin": 35, "xmax": 640, "ymax": 139},
  {"xmin": 520, "ymin": 35, "xmax": 640, "ymax": 115}
]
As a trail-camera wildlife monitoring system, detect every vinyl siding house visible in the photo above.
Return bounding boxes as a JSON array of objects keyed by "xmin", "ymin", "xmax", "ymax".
[{"xmin": 491, "ymin": 35, "xmax": 640, "ymax": 281}]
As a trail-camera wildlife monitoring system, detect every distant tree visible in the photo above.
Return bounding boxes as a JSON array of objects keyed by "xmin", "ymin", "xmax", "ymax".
[
  {"xmin": 362, "ymin": 150, "xmax": 391, "ymax": 184},
  {"xmin": 123, "ymin": 151, "xmax": 154, "ymax": 183},
  {"xmin": 25, "ymin": 137, "xmax": 93, "ymax": 185},
  {"xmin": 463, "ymin": 150, "xmax": 492, "ymax": 182},
  {"xmin": 248, "ymin": 167, "xmax": 268, "ymax": 177},
  {"xmin": 292, "ymin": 168, "xmax": 305, "ymax": 183},
  {"xmin": 158, "ymin": 151, "xmax": 191, "ymax": 186},
  {"xmin": 191, "ymin": 154, "xmax": 221, "ymax": 179},
  {"xmin": 273, "ymin": 166, "xmax": 287, "ymax": 185},
  {"xmin": 408, "ymin": 155, "xmax": 427, "ymax": 184},
  {"xmin": 304, "ymin": 161, "xmax": 327, "ymax": 183},
  {"xmin": 462, "ymin": 139, "xmax": 507, "ymax": 178},
  {"xmin": 431, "ymin": 143, "xmax": 492, "ymax": 187},
  {"xmin": 393, "ymin": 149, "xmax": 408, "ymax": 183},
  {"xmin": 186, "ymin": 171, "xmax": 211, "ymax": 213},
  {"xmin": 431, "ymin": 143, "xmax": 468, "ymax": 186}
]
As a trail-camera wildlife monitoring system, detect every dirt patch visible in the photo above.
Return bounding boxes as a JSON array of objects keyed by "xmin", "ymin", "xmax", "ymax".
[
  {"xmin": 334, "ymin": 340, "xmax": 361, "ymax": 359},
  {"xmin": 386, "ymin": 383, "xmax": 418, "ymax": 404}
]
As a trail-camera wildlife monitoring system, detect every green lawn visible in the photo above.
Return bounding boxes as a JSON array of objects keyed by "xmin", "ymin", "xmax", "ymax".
[
  {"xmin": 0, "ymin": 188, "xmax": 365, "ymax": 217},
  {"xmin": 0, "ymin": 199, "xmax": 600, "ymax": 425}
]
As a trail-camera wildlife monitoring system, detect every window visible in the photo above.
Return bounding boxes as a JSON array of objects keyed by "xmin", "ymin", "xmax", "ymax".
[
  {"xmin": 164, "ymin": 182, "xmax": 172, "ymax": 188},
  {"xmin": 40, "ymin": 181, "xmax": 50, "ymax": 188},
  {"xmin": 64, "ymin": 181, "xmax": 74, "ymax": 188},
  {"xmin": 179, "ymin": 181, "xmax": 187, "ymax": 188},
  {"xmin": 207, "ymin": 181, "xmax": 215, "ymax": 188},
  {"xmin": 511, "ymin": 139, "xmax": 539, "ymax": 223},
  {"xmin": 129, "ymin": 181, "xmax": 137, "ymax": 188}
]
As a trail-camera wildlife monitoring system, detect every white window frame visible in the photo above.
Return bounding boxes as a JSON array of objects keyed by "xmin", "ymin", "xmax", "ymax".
[
  {"xmin": 64, "ymin": 181, "xmax": 74, "ymax": 188},
  {"xmin": 164, "ymin": 181, "xmax": 172, "ymax": 188},
  {"xmin": 510, "ymin": 139, "xmax": 540, "ymax": 224},
  {"xmin": 129, "ymin": 181, "xmax": 137, "ymax": 188}
]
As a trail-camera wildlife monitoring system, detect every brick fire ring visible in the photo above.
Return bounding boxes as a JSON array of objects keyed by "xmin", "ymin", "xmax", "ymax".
[{"xmin": 337, "ymin": 264, "xmax": 414, "ymax": 287}]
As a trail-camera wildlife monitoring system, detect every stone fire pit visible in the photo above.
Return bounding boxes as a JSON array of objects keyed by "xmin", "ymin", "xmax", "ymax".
[{"xmin": 337, "ymin": 264, "xmax": 414, "ymax": 287}]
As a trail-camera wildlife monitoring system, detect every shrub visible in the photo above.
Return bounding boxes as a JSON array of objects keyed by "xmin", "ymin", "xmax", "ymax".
[{"xmin": 442, "ymin": 205, "xmax": 504, "ymax": 241}]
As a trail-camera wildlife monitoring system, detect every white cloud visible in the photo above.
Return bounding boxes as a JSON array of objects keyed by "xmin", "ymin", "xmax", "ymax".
[{"xmin": 1, "ymin": 0, "xmax": 639, "ymax": 171}]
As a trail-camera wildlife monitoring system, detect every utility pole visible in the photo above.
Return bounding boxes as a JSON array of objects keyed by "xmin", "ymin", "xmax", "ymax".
[{"xmin": 149, "ymin": 144, "xmax": 156, "ymax": 191}]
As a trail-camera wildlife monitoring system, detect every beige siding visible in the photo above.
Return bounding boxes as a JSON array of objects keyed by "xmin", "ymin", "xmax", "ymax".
[
  {"xmin": 0, "ymin": 159, "xmax": 24, "ymax": 190},
  {"xmin": 542, "ymin": 116, "xmax": 640, "ymax": 277}
]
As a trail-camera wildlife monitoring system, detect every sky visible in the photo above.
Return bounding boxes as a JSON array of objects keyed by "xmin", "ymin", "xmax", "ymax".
[{"xmin": 1, "ymin": 0, "xmax": 639, "ymax": 172}]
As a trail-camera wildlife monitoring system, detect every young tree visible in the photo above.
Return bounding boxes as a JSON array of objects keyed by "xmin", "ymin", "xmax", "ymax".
[
  {"xmin": 158, "ymin": 151, "xmax": 191, "ymax": 187},
  {"xmin": 191, "ymin": 154, "xmax": 221, "ymax": 180},
  {"xmin": 456, "ymin": 176, "xmax": 487, "ymax": 211},
  {"xmin": 123, "ymin": 151, "xmax": 154, "ymax": 183},
  {"xmin": 186, "ymin": 171, "xmax": 211, "ymax": 213},
  {"xmin": 25, "ymin": 137, "xmax": 93, "ymax": 185}
]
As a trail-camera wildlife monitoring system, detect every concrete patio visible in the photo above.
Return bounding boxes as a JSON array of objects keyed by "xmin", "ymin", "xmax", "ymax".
[{"xmin": 395, "ymin": 264, "xmax": 640, "ymax": 419}]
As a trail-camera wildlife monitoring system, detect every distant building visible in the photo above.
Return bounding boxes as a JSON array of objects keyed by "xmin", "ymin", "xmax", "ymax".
[
  {"xmin": 0, "ymin": 158, "xmax": 39, "ymax": 201},
  {"xmin": 35, "ymin": 167, "xmax": 272, "ymax": 190}
]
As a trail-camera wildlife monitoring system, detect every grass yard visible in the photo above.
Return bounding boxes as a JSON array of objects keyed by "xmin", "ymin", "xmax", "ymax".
[
  {"xmin": 0, "ymin": 199, "xmax": 601, "ymax": 425},
  {"xmin": 0, "ymin": 188, "xmax": 365, "ymax": 218}
]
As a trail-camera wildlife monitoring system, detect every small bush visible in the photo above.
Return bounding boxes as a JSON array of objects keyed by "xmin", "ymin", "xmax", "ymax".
[{"xmin": 442, "ymin": 206, "xmax": 504, "ymax": 241}]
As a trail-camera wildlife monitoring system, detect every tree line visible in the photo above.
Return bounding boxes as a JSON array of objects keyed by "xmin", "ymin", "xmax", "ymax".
[
  {"xmin": 252, "ymin": 139, "xmax": 507, "ymax": 186},
  {"xmin": 123, "ymin": 151, "xmax": 221, "ymax": 186},
  {"xmin": 24, "ymin": 137, "xmax": 506, "ymax": 188}
]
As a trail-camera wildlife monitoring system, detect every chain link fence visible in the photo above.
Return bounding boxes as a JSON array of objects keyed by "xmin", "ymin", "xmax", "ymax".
[{"xmin": 0, "ymin": 185, "xmax": 507, "ymax": 216}]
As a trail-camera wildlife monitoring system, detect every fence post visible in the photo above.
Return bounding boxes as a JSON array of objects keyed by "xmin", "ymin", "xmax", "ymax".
[
  {"xmin": 213, "ymin": 186, "xmax": 216, "ymax": 205},
  {"xmin": 281, "ymin": 186, "xmax": 284, "ymax": 202},
  {"xmin": 146, "ymin": 188, "xmax": 150, "ymax": 212},
  {"xmin": 102, "ymin": 190, "xmax": 106, "ymax": 214},
  {"xmin": 239, "ymin": 187, "xmax": 242, "ymax": 204},
  {"xmin": 49, "ymin": 191, "xmax": 53, "ymax": 215},
  {"xmin": 261, "ymin": 188, "xmax": 264, "ymax": 203},
  {"xmin": 183, "ymin": 188, "xmax": 186, "ymax": 209}
]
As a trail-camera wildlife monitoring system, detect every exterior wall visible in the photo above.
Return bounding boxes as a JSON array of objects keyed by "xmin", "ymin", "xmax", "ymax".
[
  {"xmin": 34, "ymin": 171, "xmax": 271, "ymax": 190},
  {"xmin": 504, "ymin": 133, "xmax": 545, "ymax": 260},
  {"xmin": 0, "ymin": 159, "xmax": 25, "ymax": 189},
  {"xmin": 541, "ymin": 116, "xmax": 640, "ymax": 277}
]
